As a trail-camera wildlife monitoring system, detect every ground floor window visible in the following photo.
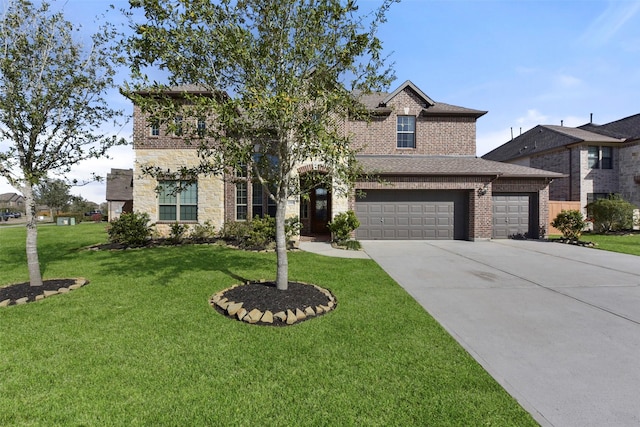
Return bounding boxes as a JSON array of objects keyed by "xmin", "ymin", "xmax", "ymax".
[
  {"xmin": 237, "ymin": 181, "xmax": 276, "ymax": 220},
  {"xmin": 159, "ymin": 180, "xmax": 198, "ymax": 221}
]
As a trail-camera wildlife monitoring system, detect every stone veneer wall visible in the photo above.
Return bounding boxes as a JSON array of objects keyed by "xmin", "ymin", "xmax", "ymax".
[
  {"xmin": 617, "ymin": 142, "xmax": 640, "ymax": 208},
  {"xmin": 578, "ymin": 145, "xmax": 619, "ymax": 210},
  {"xmin": 134, "ymin": 149, "xmax": 225, "ymax": 235}
]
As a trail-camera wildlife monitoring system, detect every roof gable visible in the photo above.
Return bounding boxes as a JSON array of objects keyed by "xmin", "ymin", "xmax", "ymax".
[
  {"xmin": 358, "ymin": 80, "xmax": 487, "ymax": 118},
  {"xmin": 382, "ymin": 80, "xmax": 435, "ymax": 107},
  {"xmin": 483, "ymin": 124, "xmax": 623, "ymax": 162}
]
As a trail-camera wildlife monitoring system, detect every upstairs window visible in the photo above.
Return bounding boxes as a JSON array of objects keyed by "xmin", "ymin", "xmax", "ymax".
[
  {"xmin": 588, "ymin": 146, "xmax": 613, "ymax": 170},
  {"xmin": 601, "ymin": 146, "xmax": 612, "ymax": 169},
  {"xmin": 197, "ymin": 118, "xmax": 206, "ymax": 137},
  {"xmin": 588, "ymin": 146, "xmax": 599, "ymax": 168},
  {"xmin": 174, "ymin": 115, "xmax": 183, "ymax": 136},
  {"xmin": 150, "ymin": 119, "xmax": 160, "ymax": 136},
  {"xmin": 158, "ymin": 181, "xmax": 197, "ymax": 221},
  {"xmin": 397, "ymin": 116, "xmax": 416, "ymax": 148}
]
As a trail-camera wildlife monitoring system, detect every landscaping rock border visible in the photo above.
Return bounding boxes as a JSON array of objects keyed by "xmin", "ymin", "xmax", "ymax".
[
  {"xmin": 210, "ymin": 281, "xmax": 336, "ymax": 326},
  {"xmin": 0, "ymin": 278, "xmax": 88, "ymax": 307}
]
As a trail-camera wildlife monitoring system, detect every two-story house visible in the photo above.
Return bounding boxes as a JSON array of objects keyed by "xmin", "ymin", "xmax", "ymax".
[
  {"xmin": 131, "ymin": 80, "xmax": 562, "ymax": 240},
  {"xmin": 483, "ymin": 113, "xmax": 640, "ymax": 212}
]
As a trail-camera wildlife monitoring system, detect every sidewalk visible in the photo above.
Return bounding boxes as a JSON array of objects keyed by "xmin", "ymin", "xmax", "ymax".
[{"xmin": 298, "ymin": 240, "xmax": 369, "ymax": 259}]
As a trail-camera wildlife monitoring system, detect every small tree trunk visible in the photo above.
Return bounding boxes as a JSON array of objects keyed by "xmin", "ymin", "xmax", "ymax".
[
  {"xmin": 23, "ymin": 182, "xmax": 43, "ymax": 287},
  {"xmin": 275, "ymin": 197, "xmax": 288, "ymax": 291}
]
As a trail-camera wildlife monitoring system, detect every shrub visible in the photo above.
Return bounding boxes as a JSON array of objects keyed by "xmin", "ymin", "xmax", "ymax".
[
  {"xmin": 245, "ymin": 216, "xmax": 276, "ymax": 249},
  {"xmin": 107, "ymin": 212, "xmax": 153, "ymax": 247},
  {"xmin": 168, "ymin": 222, "xmax": 189, "ymax": 244},
  {"xmin": 587, "ymin": 194, "xmax": 635, "ymax": 233},
  {"xmin": 328, "ymin": 210, "xmax": 361, "ymax": 245},
  {"xmin": 219, "ymin": 220, "xmax": 253, "ymax": 247},
  {"xmin": 551, "ymin": 209, "xmax": 586, "ymax": 240},
  {"xmin": 285, "ymin": 216, "xmax": 302, "ymax": 245},
  {"xmin": 220, "ymin": 216, "xmax": 301, "ymax": 250},
  {"xmin": 190, "ymin": 220, "xmax": 216, "ymax": 241}
]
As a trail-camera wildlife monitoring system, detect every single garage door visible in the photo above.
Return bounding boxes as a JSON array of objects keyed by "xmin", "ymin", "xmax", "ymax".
[
  {"xmin": 355, "ymin": 190, "xmax": 467, "ymax": 240},
  {"xmin": 492, "ymin": 194, "xmax": 532, "ymax": 239}
]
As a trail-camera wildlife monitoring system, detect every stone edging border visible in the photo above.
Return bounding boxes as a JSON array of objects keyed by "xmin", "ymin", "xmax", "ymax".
[
  {"xmin": 209, "ymin": 282, "xmax": 336, "ymax": 326},
  {"xmin": 0, "ymin": 278, "xmax": 88, "ymax": 307}
]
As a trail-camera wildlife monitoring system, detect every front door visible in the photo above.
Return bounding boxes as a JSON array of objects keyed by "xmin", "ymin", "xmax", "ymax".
[{"xmin": 310, "ymin": 186, "xmax": 331, "ymax": 234}]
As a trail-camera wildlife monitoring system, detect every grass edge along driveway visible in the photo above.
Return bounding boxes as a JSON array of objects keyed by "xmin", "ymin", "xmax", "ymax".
[{"xmin": 0, "ymin": 223, "xmax": 537, "ymax": 426}]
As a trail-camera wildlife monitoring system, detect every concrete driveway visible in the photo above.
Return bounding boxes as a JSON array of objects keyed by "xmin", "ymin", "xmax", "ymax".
[{"xmin": 362, "ymin": 239, "xmax": 640, "ymax": 427}]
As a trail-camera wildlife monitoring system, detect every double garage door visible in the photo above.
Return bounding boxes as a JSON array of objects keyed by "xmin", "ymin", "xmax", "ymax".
[
  {"xmin": 355, "ymin": 190, "xmax": 467, "ymax": 240},
  {"xmin": 354, "ymin": 190, "xmax": 536, "ymax": 240}
]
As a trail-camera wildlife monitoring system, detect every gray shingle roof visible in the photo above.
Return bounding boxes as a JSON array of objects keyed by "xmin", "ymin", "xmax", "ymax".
[
  {"xmin": 483, "ymin": 125, "xmax": 623, "ymax": 162},
  {"xmin": 356, "ymin": 81, "xmax": 486, "ymax": 118},
  {"xmin": 579, "ymin": 113, "xmax": 640, "ymax": 140},
  {"xmin": 106, "ymin": 169, "xmax": 133, "ymax": 201},
  {"xmin": 356, "ymin": 155, "xmax": 564, "ymax": 178}
]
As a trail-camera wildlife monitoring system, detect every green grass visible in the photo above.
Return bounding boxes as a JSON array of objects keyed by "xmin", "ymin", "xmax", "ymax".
[
  {"xmin": 0, "ymin": 223, "xmax": 537, "ymax": 426},
  {"xmin": 580, "ymin": 232, "xmax": 640, "ymax": 256}
]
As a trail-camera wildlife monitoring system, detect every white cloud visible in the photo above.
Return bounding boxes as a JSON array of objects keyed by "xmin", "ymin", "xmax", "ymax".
[
  {"xmin": 580, "ymin": 0, "xmax": 640, "ymax": 47},
  {"xmin": 516, "ymin": 109, "xmax": 549, "ymax": 127},
  {"xmin": 555, "ymin": 73, "xmax": 583, "ymax": 88}
]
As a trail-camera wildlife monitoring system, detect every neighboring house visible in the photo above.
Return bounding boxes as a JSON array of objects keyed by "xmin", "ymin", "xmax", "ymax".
[
  {"xmin": 106, "ymin": 168, "xmax": 133, "ymax": 221},
  {"xmin": 483, "ymin": 113, "xmax": 640, "ymax": 212},
  {"xmin": 131, "ymin": 80, "xmax": 562, "ymax": 240},
  {"xmin": 0, "ymin": 192, "xmax": 25, "ymax": 211}
]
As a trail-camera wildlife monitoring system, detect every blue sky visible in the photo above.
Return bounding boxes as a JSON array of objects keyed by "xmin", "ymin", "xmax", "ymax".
[{"xmin": 2, "ymin": 0, "xmax": 640, "ymax": 203}]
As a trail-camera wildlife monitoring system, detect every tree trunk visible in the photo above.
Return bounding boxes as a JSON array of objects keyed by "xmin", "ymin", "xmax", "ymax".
[
  {"xmin": 275, "ymin": 197, "xmax": 288, "ymax": 291},
  {"xmin": 23, "ymin": 182, "xmax": 43, "ymax": 287}
]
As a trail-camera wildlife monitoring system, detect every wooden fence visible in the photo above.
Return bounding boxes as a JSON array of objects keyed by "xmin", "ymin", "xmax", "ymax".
[{"xmin": 548, "ymin": 201, "xmax": 582, "ymax": 235}]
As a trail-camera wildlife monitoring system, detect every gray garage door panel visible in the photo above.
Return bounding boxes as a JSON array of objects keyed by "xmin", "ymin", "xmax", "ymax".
[
  {"xmin": 492, "ymin": 194, "xmax": 530, "ymax": 239},
  {"xmin": 355, "ymin": 190, "xmax": 466, "ymax": 240}
]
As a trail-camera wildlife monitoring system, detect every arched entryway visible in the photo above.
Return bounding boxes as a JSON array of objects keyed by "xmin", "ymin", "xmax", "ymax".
[{"xmin": 299, "ymin": 168, "xmax": 332, "ymax": 237}]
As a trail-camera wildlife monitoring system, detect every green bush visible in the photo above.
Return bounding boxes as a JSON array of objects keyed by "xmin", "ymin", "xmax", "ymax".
[
  {"xmin": 107, "ymin": 212, "xmax": 153, "ymax": 247},
  {"xmin": 285, "ymin": 216, "xmax": 302, "ymax": 245},
  {"xmin": 245, "ymin": 216, "xmax": 276, "ymax": 249},
  {"xmin": 190, "ymin": 220, "xmax": 216, "ymax": 241},
  {"xmin": 551, "ymin": 209, "xmax": 586, "ymax": 240},
  {"xmin": 587, "ymin": 194, "xmax": 635, "ymax": 232},
  {"xmin": 168, "ymin": 222, "xmax": 189, "ymax": 244},
  {"xmin": 220, "ymin": 216, "xmax": 301, "ymax": 250},
  {"xmin": 328, "ymin": 210, "xmax": 361, "ymax": 245}
]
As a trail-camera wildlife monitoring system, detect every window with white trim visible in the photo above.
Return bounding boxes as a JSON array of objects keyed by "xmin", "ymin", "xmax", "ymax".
[
  {"xmin": 158, "ymin": 181, "xmax": 197, "ymax": 221},
  {"xmin": 397, "ymin": 116, "xmax": 416, "ymax": 148}
]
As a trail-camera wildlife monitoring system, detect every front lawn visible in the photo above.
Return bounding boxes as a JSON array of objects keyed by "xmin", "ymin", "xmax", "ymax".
[
  {"xmin": 0, "ymin": 223, "xmax": 537, "ymax": 426},
  {"xmin": 581, "ymin": 232, "xmax": 640, "ymax": 256}
]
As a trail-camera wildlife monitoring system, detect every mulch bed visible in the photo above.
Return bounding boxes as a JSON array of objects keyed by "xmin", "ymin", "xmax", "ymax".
[
  {"xmin": 0, "ymin": 279, "xmax": 77, "ymax": 305},
  {"xmin": 212, "ymin": 281, "xmax": 336, "ymax": 326},
  {"xmin": 221, "ymin": 281, "xmax": 330, "ymax": 313}
]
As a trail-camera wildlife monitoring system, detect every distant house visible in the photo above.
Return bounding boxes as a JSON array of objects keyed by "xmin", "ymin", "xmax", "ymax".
[
  {"xmin": 106, "ymin": 169, "xmax": 133, "ymax": 221},
  {"xmin": 483, "ymin": 114, "xmax": 640, "ymax": 211},
  {"xmin": 0, "ymin": 192, "xmax": 25, "ymax": 211},
  {"xmin": 130, "ymin": 80, "xmax": 562, "ymax": 240}
]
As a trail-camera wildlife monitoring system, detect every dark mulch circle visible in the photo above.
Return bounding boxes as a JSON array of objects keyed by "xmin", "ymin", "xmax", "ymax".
[
  {"xmin": 0, "ymin": 279, "xmax": 76, "ymax": 305},
  {"xmin": 213, "ymin": 281, "xmax": 336, "ymax": 326}
]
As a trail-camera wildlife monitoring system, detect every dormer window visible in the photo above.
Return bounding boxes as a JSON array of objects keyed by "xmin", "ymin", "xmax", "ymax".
[{"xmin": 397, "ymin": 116, "xmax": 415, "ymax": 148}]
